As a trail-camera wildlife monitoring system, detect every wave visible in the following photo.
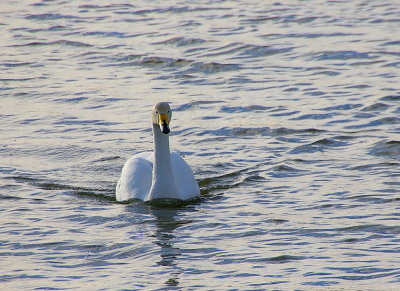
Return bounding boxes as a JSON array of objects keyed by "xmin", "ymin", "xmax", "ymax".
[{"xmin": 10, "ymin": 40, "xmax": 92, "ymax": 48}]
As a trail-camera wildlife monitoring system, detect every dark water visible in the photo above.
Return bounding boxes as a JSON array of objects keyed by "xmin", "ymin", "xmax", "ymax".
[{"xmin": 1, "ymin": 0, "xmax": 400, "ymax": 289}]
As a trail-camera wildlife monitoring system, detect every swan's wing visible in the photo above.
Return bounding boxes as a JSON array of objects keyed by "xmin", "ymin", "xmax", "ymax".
[
  {"xmin": 116, "ymin": 153, "xmax": 153, "ymax": 201},
  {"xmin": 171, "ymin": 151, "xmax": 200, "ymax": 199}
]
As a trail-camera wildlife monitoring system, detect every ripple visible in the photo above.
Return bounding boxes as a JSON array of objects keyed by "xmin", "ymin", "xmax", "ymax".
[
  {"xmin": 175, "ymin": 100, "xmax": 223, "ymax": 111},
  {"xmin": 0, "ymin": 193, "xmax": 24, "ymax": 201},
  {"xmin": 361, "ymin": 102, "xmax": 390, "ymax": 112},
  {"xmin": 198, "ymin": 127, "xmax": 272, "ymax": 137},
  {"xmin": 54, "ymin": 96, "xmax": 88, "ymax": 103},
  {"xmin": 249, "ymin": 254, "xmax": 307, "ymax": 264},
  {"xmin": 336, "ymin": 224, "xmax": 400, "ymax": 235},
  {"xmin": 0, "ymin": 77, "xmax": 38, "ymax": 82},
  {"xmin": 26, "ymin": 13, "xmax": 79, "ymax": 20},
  {"xmin": 380, "ymin": 95, "xmax": 400, "ymax": 102},
  {"xmin": 271, "ymin": 127, "xmax": 326, "ymax": 136},
  {"xmin": 53, "ymin": 116, "xmax": 119, "ymax": 127},
  {"xmin": 202, "ymin": 42, "xmax": 292, "ymax": 59},
  {"xmin": 1, "ymin": 62, "xmax": 35, "ymax": 67},
  {"xmin": 311, "ymin": 51, "xmax": 374, "ymax": 61},
  {"xmin": 237, "ymin": 44, "xmax": 293, "ymax": 58},
  {"xmin": 289, "ymin": 138, "xmax": 347, "ymax": 154},
  {"xmin": 117, "ymin": 55, "xmax": 191, "ymax": 68},
  {"xmin": 345, "ymin": 117, "xmax": 400, "ymax": 129},
  {"xmin": 82, "ymin": 31, "xmax": 138, "ymax": 38},
  {"xmin": 349, "ymin": 162, "xmax": 400, "ymax": 172},
  {"xmin": 226, "ymin": 127, "xmax": 271, "ymax": 136},
  {"xmin": 220, "ymin": 105, "xmax": 272, "ymax": 113},
  {"xmin": 115, "ymin": 55, "xmax": 238, "ymax": 74},
  {"xmin": 201, "ymin": 42, "xmax": 249, "ymax": 57},
  {"xmin": 183, "ymin": 61, "xmax": 240, "ymax": 74},
  {"xmin": 153, "ymin": 37, "xmax": 206, "ymax": 47},
  {"xmin": 369, "ymin": 140, "xmax": 400, "ymax": 157},
  {"xmin": 269, "ymin": 32, "xmax": 363, "ymax": 39},
  {"xmin": 268, "ymin": 165, "xmax": 306, "ymax": 178},
  {"xmin": 320, "ymin": 103, "xmax": 363, "ymax": 111},
  {"xmin": 291, "ymin": 113, "xmax": 336, "ymax": 120},
  {"xmin": 382, "ymin": 40, "xmax": 400, "ymax": 46},
  {"xmin": 10, "ymin": 40, "xmax": 93, "ymax": 48},
  {"xmin": 346, "ymin": 194, "xmax": 400, "ymax": 205},
  {"xmin": 242, "ymin": 15, "xmax": 318, "ymax": 25},
  {"xmin": 7, "ymin": 174, "xmax": 115, "ymax": 202},
  {"xmin": 78, "ymin": 4, "xmax": 135, "ymax": 10},
  {"xmin": 311, "ymin": 138, "xmax": 347, "ymax": 146}
]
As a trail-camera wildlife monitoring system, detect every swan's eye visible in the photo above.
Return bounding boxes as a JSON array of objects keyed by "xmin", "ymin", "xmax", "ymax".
[{"xmin": 155, "ymin": 111, "xmax": 158, "ymax": 114}]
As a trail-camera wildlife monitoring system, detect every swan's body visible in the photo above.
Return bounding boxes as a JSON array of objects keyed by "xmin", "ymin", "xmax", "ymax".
[{"xmin": 116, "ymin": 102, "xmax": 200, "ymax": 202}]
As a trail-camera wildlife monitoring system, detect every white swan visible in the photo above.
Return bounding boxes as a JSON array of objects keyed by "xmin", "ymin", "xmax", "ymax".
[{"xmin": 116, "ymin": 102, "xmax": 200, "ymax": 202}]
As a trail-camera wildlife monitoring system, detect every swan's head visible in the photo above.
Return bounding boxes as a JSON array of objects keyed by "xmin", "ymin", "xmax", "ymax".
[{"xmin": 152, "ymin": 102, "xmax": 172, "ymax": 134}]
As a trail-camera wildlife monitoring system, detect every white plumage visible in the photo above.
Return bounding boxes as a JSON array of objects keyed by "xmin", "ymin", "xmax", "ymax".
[{"xmin": 116, "ymin": 102, "xmax": 200, "ymax": 202}]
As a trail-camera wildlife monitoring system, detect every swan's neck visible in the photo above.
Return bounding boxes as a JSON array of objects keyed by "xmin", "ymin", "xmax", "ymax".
[{"xmin": 148, "ymin": 124, "xmax": 179, "ymax": 200}]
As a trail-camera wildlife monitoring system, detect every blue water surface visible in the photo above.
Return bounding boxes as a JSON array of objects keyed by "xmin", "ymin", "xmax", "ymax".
[{"xmin": 1, "ymin": 0, "xmax": 399, "ymax": 290}]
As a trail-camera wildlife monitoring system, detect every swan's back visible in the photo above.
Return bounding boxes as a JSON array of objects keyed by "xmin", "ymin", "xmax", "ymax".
[
  {"xmin": 171, "ymin": 151, "xmax": 200, "ymax": 200},
  {"xmin": 116, "ymin": 152, "xmax": 153, "ymax": 201}
]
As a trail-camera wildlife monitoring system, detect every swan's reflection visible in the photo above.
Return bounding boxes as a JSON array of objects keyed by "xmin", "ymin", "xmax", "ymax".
[{"xmin": 150, "ymin": 205, "xmax": 187, "ymax": 287}]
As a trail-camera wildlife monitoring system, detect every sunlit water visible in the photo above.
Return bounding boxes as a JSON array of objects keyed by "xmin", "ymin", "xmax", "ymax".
[{"xmin": 1, "ymin": 0, "xmax": 400, "ymax": 290}]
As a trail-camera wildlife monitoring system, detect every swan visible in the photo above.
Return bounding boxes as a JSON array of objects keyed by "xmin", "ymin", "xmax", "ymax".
[{"xmin": 116, "ymin": 102, "xmax": 200, "ymax": 202}]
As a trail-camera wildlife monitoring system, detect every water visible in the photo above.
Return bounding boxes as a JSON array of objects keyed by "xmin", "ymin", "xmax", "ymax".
[{"xmin": 1, "ymin": 0, "xmax": 399, "ymax": 289}]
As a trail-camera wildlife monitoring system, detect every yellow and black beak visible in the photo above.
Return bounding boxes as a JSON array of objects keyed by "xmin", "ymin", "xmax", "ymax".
[{"xmin": 159, "ymin": 113, "xmax": 170, "ymax": 134}]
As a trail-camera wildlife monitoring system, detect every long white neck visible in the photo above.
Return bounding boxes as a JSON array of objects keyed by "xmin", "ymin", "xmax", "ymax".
[{"xmin": 147, "ymin": 124, "xmax": 179, "ymax": 200}]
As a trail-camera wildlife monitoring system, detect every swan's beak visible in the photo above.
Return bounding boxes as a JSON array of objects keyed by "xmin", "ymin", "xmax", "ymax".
[{"xmin": 159, "ymin": 113, "xmax": 170, "ymax": 134}]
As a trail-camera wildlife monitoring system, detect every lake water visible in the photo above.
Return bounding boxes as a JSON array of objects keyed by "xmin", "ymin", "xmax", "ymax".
[{"xmin": 1, "ymin": 0, "xmax": 400, "ymax": 290}]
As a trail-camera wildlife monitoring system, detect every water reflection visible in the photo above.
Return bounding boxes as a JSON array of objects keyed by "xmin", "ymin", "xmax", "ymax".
[{"xmin": 149, "ymin": 206, "xmax": 185, "ymax": 287}]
